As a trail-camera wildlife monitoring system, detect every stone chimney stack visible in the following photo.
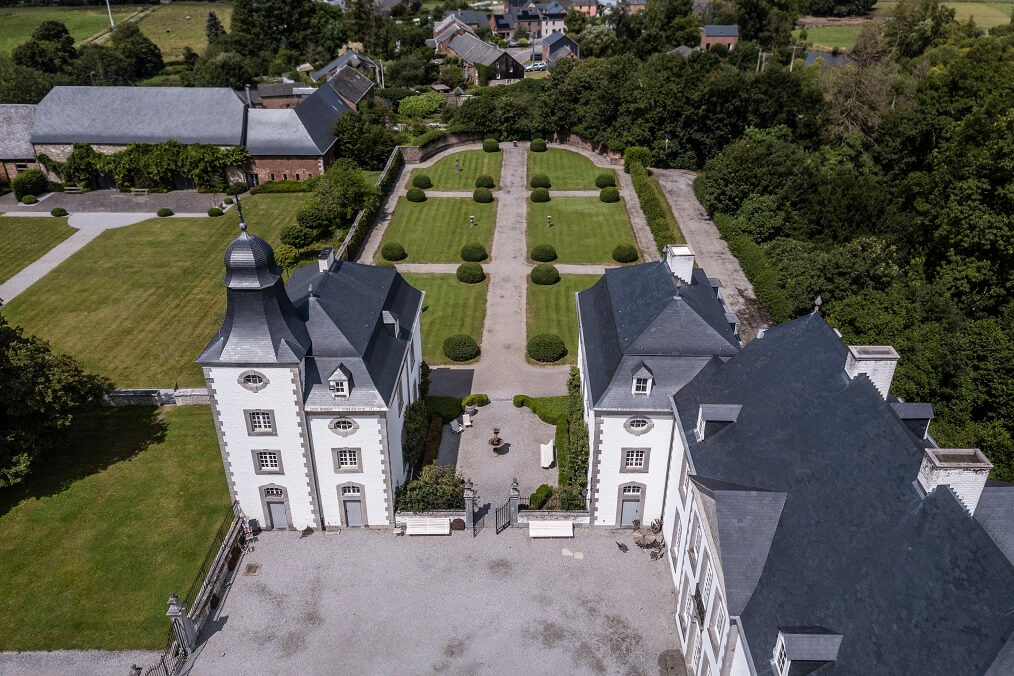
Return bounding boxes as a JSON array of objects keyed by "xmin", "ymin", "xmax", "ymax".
[
  {"xmin": 665, "ymin": 244, "xmax": 695, "ymax": 285},
  {"xmin": 845, "ymin": 345, "xmax": 899, "ymax": 399},
  {"xmin": 317, "ymin": 247, "xmax": 335, "ymax": 272},
  {"xmin": 917, "ymin": 448, "xmax": 993, "ymax": 514},
  {"xmin": 244, "ymin": 84, "xmax": 253, "ymax": 107}
]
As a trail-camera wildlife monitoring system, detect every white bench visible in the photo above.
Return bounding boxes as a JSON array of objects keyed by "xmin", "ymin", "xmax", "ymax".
[
  {"xmin": 540, "ymin": 439, "xmax": 555, "ymax": 468},
  {"xmin": 130, "ymin": 187, "xmax": 149, "ymax": 196},
  {"xmin": 63, "ymin": 185, "xmax": 82, "ymax": 194},
  {"xmin": 404, "ymin": 517, "xmax": 451, "ymax": 536},
  {"xmin": 529, "ymin": 520, "xmax": 573, "ymax": 538}
]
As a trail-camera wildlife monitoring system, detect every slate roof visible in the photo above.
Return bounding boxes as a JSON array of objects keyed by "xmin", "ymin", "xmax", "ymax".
[
  {"xmin": 310, "ymin": 50, "xmax": 378, "ymax": 82},
  {"xmin": 0, "ymin": 104, "xmax": 36, "ymax": 159},
  {"xmin": 245, "ymin": 109, "xmax": 322, "ymax": 156},
  {"xmin": 536, "ymin": 1, "xmax": 567, "ymax": 17},
  {"xmin": 703, "ymin": 24, "xmax": 739, "ymax": 37},
  {"xmin": 257, "ymin": 83, "xmax": 298, "ymax": 98},
  {"xmin": 975, "ymin": 482, "xmax": 1014, "ymax": 565},
  {"xmin": 32, "ymin": 86, "xmax": 246, "ymax": 145},
  {"xmin": 328, "ymin": 67, "xmax": 375, "ymax": 105},
  {"xmin": 668, "ymin": 45, "xmax": 696, "ymax": 57},
  {"xmin": 448, "ymin": 33, "xmax": 506, "ymax": 66},
  {"xmin": 673, "ymin": 314, "xmax": 1014, "ymax": 675},
  {"xmin": 446, "ymin": 9, "xmax": 489, "ymax": 25},
  {"xmin": 576, "ymin": 261, "xmax": 740, "ymax": 411}
]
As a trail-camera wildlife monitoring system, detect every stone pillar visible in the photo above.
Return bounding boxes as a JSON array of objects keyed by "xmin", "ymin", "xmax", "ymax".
[
  {"xmin": 463, "ymin": 480, "xmax": 476, "ymax": 532},
  {"xmin": 166, "ymin": 593, "xmax": 197, "ymax": 654},
  {"xmin": 509, "ymin": 478, "xmax": 520, "ymax": 527}
]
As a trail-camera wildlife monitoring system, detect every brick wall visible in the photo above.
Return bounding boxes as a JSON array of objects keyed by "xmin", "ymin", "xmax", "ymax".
[
  {"xmin": 248, "ymin": 156, "xmax": 324, "ymax": 183},
  {"xmin": 701, "ymin": 35, "xmax": 738, "ymax": 50},
  {"xmin": 260, "ymin": 97, "xmax": 301, "ymax": 109},
  {"xmin": 1, "ymin": 160, "xmax": 37, "ymax": 183}
]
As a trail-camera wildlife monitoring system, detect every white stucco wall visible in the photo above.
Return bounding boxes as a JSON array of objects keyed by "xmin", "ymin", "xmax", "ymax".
[
  {"xmin": 591, "ymin": 413, "xmax": 674, "ymax": 526},
  {"xmin": 308, "ymin": 413, "xmax": 390, "ymax": 527}
]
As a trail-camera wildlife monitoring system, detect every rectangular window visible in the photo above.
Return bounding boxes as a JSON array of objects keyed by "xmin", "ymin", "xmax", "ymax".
[
  {"xmin": 330, "ymin": 380, "xmax": 348, "ymax": 397},
  {"xmin": 709, "ymin": 598, "xmax": 726, "ymax": 652},
  {"xmin": 633, "ymin": 377, "xmax": 649, "ymax": 394},
  {"xmin": 692, "ymin": 630, "xmax": 702, "ymax": 669},
  {"xmin": 677, "ymin": 574, "xmax": 690, "ymax": 636},
  {"xmin": 688, "ymin": 518, "xmax": 701, "ymax": 570},
  {"xmin": 334, "ymin": 447, "xmax": 362, "ymax": 472},
  {"xmin": 15, "ymin": 162, "xmax": 29, "ymax": 173},
  {"xmin": 283, "ymin": 173, "xmax": 288, "ymax": 181},
  {"xmin": 625, "ymin": 448, "xmax": 645, "ymax": 469},
  {"xmin": 671, "ymin": 518, "xmax": 682, "ymax": 564},
  {"xmin": 702, "ymin": 563, "xmax": 714, "ymax": 602},
  {"xmin": 679, "ymin": 455, "xmax": 689, "ymax": 500},
  {"xmin": 257, "ymin": 451, "xmax": 279, "ymax": 471},
  {"xmin": 397, "ymin": 377, "xmax": 405, "ymax": 414},
  {"xmin": 246, "ymin": 410, "xmax": 275, "ymax": 435}
]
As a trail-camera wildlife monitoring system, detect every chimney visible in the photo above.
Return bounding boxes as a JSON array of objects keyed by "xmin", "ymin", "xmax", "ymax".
[
  {"xmin": 664, "ymin": 244, "xmax": 694, "ymax": 285},
  {"xmin": 917, "ymin": 448, "xmax": 992, "ymax": 513},
  {"xmin": 382, "ymin": 310, "xmax": 399, "ymax": 337},
  {"xmin": 844, "ymin": 345, "xmax": 899, "ymax": 399},
  {"xmin": 244, "ymin": 84, "xmax": 253, "ymax": 107},
  {"xmin": 317, "ymin": 247, "xmax": 335, "ymax": 272}
]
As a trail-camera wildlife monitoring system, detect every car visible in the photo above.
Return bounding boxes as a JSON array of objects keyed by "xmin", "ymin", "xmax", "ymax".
[
  {"xmin": 524, "ymin": 63, "xmax": 536, "ymax": 72},
  {"xmin": 531, "ymin": 61, "xmax": 547, "ymax": 71}
]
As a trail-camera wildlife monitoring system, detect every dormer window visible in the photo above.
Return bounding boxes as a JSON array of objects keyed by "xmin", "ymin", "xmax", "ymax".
[
  {"xmin": 695, "ymin": 404, "xmax": 742, "ymax": 441},
  {"xmin": 328, "ymin": 363, "xmax": 352, "ymax": 398},
  {"xmin": 633, "ymin": 378, "xmax": 650, "ymax": 394},
  {"xmin": 330, "ymin": 380, "xmax": 348, "ymax": 397},
  {"xmin": 631, "ymin": 362, "xmax": 653, "ymax": 395}
]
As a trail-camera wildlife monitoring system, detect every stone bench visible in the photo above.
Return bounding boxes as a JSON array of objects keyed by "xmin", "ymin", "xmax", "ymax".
[
  {"xmin": 529, "ymin": 520, "xmax": 573, "ymax": 538},
  {"xmin": 404, "ymin": 516, "xmax": 451, "ymax": 536}
]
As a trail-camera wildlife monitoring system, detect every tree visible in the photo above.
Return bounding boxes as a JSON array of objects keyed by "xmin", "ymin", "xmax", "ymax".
[
  {"xmin": 401, "ymin": 400, "xmax": 428, "ymax": 471},
  {"xmin": 824, "ymin": 26, "xmax": 894, "ymax": 141},
  {"xmin": 109, "ymin": 22, "xmax": 164, "ymax": 80},
  {"xmin": 230, "ymin": 0, "xmax": 316, "ymax": 53},
  {"xmin": 193, "ymin": 52, "xmax": 256, "ymax": 87},
  {"xmin": 578, "ymin": 24, "xmax": 617, "ymax": 57},
  {"xmin": 565, "ymin": 7, "xmax": 587, "ymax": 35},
  {"xmin": 69, "ymin": 45, "xmax": 134, "ymax": 86},
  {"xmin": 206, "ymin": 11, "xmax": 226, "ymax": 43},
  {"xmin": 0, "ymin": 311, "xmax": 112, "ymax": 487},
  {"xmin": 515, "ymin": 23, "xmax": 530, "ymax": 41},
  {"xmin": 11, "ymin": 21, "xmax": 76, "ymax": 74},
  {"xmin": 394, "ymin": 464, "xmax": 465, "ymax": 512},
  {"xmin": 883, "ymin": 0, "xmax": 956, "ymax": 57},
  {"xmin": 332, "ymin": 99, "xmax": 400, "ymax": 169},
  {"xmin": 0, "ymin": 54, "xmax": 52, "ymax": 104}
]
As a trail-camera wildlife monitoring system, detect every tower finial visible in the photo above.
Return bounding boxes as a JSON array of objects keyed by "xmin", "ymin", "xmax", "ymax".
[
  {"xmin": 812, "ymin": 295, "xmax": 822, "ymax": 314},
  {"xmin": 235, "ymin": 193, "xmax": 246, "ymax": 234}
]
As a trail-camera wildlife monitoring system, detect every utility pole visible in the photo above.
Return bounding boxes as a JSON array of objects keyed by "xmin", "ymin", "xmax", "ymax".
[
  {"xmin": 789, "ymin": 45, "xmax": 800, "ymax": 72},
  {"xmin": 755, "ymin": 49, "xmax": 762, "ymax": 73},
  {"xmin": 759, "ymin": 51, "xmax": 771, "ymax": 73},
  {"xmin": 105, "ymin": 0, "xmax": 114, "ymax": 29}
]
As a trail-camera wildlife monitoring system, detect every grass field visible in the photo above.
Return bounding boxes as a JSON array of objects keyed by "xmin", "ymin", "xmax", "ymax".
[
  {"xmin": 0, "ymin": 216, "xmax": 75, "ymax": 284},
  {"xmin": 410, "ymin": 150, "xmax": 502, "ymax": 190},
  {"xmin": 527, "ymin": 275, "xmax": 598, "ymax": 364},
  {"xmin": 401, "ymin": 273, "xmax": 488, "ymax": 364},
  {"xmin": 0, "ymin": 6, "xmax": 140, "ymax": 54},
  {"xmin": 2, "ymin": 193, "xmax": 306, "ymax": 389},
  {"xmin": 876, "ymin": 1, "xmax": 1012, "ymax": 27},
  {"xmin": 528, "ymin": 197, "xmax": 638, "ymax": 264},
  {"xmin": 528, "ymin": 148, "xmax": 612, "ymax": 190},
  {"xmin": 377, "ymin": 197, "xmax": 496, "ymax": 263},
  {"xmin": 136, "ymin": 1, "xmax": 234, "ymax": 61},
  {"xmin": 793, "ymin": 24, "xmax": 864, "ymax": 50},
  {"xmin": 0, "ymin": 405, "xmax": 230, "ymax": 650}
]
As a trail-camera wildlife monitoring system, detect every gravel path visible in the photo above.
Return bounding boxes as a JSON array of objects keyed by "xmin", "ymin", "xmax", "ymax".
[{"xmin": 653, "ymin": 169, "xmax": 771, "ymax": 342}]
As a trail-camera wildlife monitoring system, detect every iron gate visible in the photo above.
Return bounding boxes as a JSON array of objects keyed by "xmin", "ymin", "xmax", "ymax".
[{"xmin": 495, "ymin": 498, "xmax": 511, "ymax": 534}]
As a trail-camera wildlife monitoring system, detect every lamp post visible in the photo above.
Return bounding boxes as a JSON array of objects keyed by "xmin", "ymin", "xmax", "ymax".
[{"xmin": 105, "ymin": 0, "xmax": 115, "ymax": 29}]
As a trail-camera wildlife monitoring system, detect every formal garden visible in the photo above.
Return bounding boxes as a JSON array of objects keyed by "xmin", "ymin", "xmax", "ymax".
[
  {"xmin": 527, "ymin": 274, "xmax": 599, "ymax": 365},
  {"xmin": 401, "ymin": 273, "xmax": 488, "ymax": 364},
  {"xmin": 527, "ymin": 197, "xmax": 638, "ymax": 264},
  {"xmin": 0, "ymin": 216, "xmax": 74, "ymax": 284},
  {"xmin": 376, "ymin": 196, "xmax": 496, "ymax": 263},
  {"xmin": 409, "ymin": 149, "xmax": 502, "ymax": 191},
  {"xmin": 527, "ymin": 147, "xmax": 612, "ymax": 190}
]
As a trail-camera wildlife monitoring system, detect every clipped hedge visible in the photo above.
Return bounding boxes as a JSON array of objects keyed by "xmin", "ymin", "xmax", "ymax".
[
  {"xmin": 20, "ymin": 194, "xmax": 38, "ymax": 205},
  {"xmin": 530, "ymin": 174, "xmax": 551, "ymax": 189},
  {"xmin": 595, "ymin": 172, "xmax": 616, "ymax": 188},
  {"xmin": 629, "ymin": 162, "xmax": 679, "ymax": 254},
  {"xmin": 406, "ymin": 187, "xmax": 427, "ymax": 202},
  {"xmin": 528, "ymin": 333, "xmax": 567, "ymax": 363},
  {"xmin": 612, "ymin": 243, "xmax": 639, "ymax": 263},
  {"xmin": 599, "ymin": 186, "xmax": 620, "ymax": 203},
  {"xmin": 531, "ymin": 244, "xmax": 557, "ymax": 262},
  {"xmin": 473, "ymin": 187, "xmax": 493, "ymax": 203},
  {"xmin": 157, "ymin": 207, "xmax": 173, "ymax": 217},
  {"xmin": 714, "ymin": 213, "xmax": 793, "ymax": 323},
  {"xmin": 475, "ymin": 175, "xmax": 495, "ymax": 189},
  {"xmin": 443, "ymin": 334, "xmax": 480, "ymax": 361},
  {"xmin": 427, "ymin": 395, "xmax": 463, "ymax": 423},
  {"xmin": 463, "ymin": 393, "xmax": 490, "ymax": 407},
  {"xmin": 224, "ymin": 197, "xmax": 234, "ymax": 205},
  {"xmin": 531, "ymin": 263, "xmax": 560, "ymax": 285},
  {"xmin": 623, "ymin": 146, "xmax": 652, "ymax": 173},
  {"xmin": 381, "ymin": 242, "xmax": 407, "ymax": 261},
  {"xmin": 50, "ymin": 207, "xmax": 68, "ymax": 217},
  {"xmin": 208, "ymin": 207, "xmax": 224, "ymax": 217},
  {"xmin": 531, "ymin": 138, "xmax": 547, "ymax": 152},
  {"xmin": 482, "ymin": 138, "xmax": 500, "ymax": 152},
  {"xmin": 461, "ymin": 242, "xmax": 488, "ymax": 262},
  {"xmin": 456, "ymin": 262, "xmax": 485, "ymax": 283},
  {"xmin": 250, "ymin": 180, "xmax": 311, "ymax": 194},
  {"xmin": 530, "ymin": 484, "xmax": 553, "ymax": 509},
  {"xmin": 412, "ymin": 174, "xmax": 432, "ymax": 189},
  {"xmin": 531, "ymin": 187, "xmax": 550, "ymax": 203}
]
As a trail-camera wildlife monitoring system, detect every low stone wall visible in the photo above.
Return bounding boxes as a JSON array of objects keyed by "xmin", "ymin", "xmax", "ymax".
[
  {"xmin": 401, "ymin": 133, "xmax": 484, "ymax": 164},
  {"xmin": 394, "ymin": 510, "xmax": 467, "ymax": 525},
  {"xmin": 517, "ymin": 510, "xmax": 591, "ymax": 525},
  {"xmin": 547, "ymin": 130, "xmax": 623, "ymax": 165},
  {"xmin": 104, "ymin": 388, "xmax": 210, "ymax": 407}
]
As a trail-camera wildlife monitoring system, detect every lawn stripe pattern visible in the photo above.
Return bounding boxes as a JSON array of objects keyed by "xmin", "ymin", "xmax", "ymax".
[
  {"xmin": 400, "ymin": 273, "xmax": 488, "ymax": 364},
  {"xmin": 411, "ymin": 150, "xmax": 503, "ymax": 190},
  {"xmin": 527, "ymin": 148, "xmax": 613, "ymax": 190},
  {"xmin": 379, "ymin": 197, "xmax": 496, "ymax": 263},
  {"xmin": 527, "ymin": 197, "xmax": 638, "ymax": 264},
  {"xmin": 0, "ymin": 216, "xmax": 75, "ymax": 283},
  {"xmin": 527, "ymin": 274, "xmax": 599, "ymax": 364}
]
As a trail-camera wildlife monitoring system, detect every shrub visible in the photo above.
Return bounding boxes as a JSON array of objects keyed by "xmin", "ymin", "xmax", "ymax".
[
  {"xmin": 531, "ymin": 263, "xmax": 560, "ymax": 285},
  {"xmin": 482, "ymin": 138, "xmax": 499, "ymax": 152},
  {"xmin": 443, "ymin": 334, "xmax": 479, "ymax": 361},
  {"xmin": 460, "ymin": 242, "xmax": 488, "ymax": 262},
  {"xmin": 20, "ymin": 195, "xmax": 37, "ymax": 205},
  {"xmin": 530, "ymin": 174, "xmax": 551, "ymax": 189},
  {"xmin": 12, "ymin": 169, "xmax": 47, "ymax": 199},
  {"xmin": 472, "ymin": 187, "xmax": 493, "ymax": 203},
  {"xmin": 612, "ymin": 243, "xmax": 639, "ymax": 263},
  {"xmin": 630, "ymin": 163, "xmax": 679, "ymax": 253},
  {"xmin": 412, "ymin": 174, "xmax": 432, "ymax": 189},
  {"xmin": 462, "ymin": 393, "xmax": 490, "ymax": 407},
  {"xmin": 623, "ymin": 146, "xmax": 652, "ymax": 173},
  {"xmin": 531, "ymin": 187, "xmax": 550, "ymax": 203},
  {"xmin": 224, "ymin": 197, "xmax": 234, "ymax": 205},
  {"xmin": 530, "ymin": 484, "xmax": 553, "ymax": 509},
  {"xmin": 595, "ymin": 172, "xmax": 616, "ymax": 188},
  {"xmin": 426, "ymin": 395, "xmax": 463, "ymax": 422},
  {"xmin": 208, "ymin": 207, "xmax": 224, "ymax": 217},
  {"xmin": 398, "ymin": 93, "xmax": 443, "ymax": 118},
  {"xmin": 715, "ymin": 214, "xmax": 793, "ymax": 323},
  {"xmin": 50, "ymin": 207, "xmax": 68, "ymax": 217},
  {"xmin": 280, "ymin": 224, "xmax": 315, "ymax": 249},
  {"xmin": 475, "ymin": 175, "xmax": 495, "ymax": 189},
  {"xmin": 531, "ymin": 138, "xmax": 547, "ymax": 152},
  {"xmin": 394, "ymin": 464, "xmax": 465, "ymax": 512},
  {"xmin": 406, "ymin": 187, "xmax": 427, "ymax": 202},
  {"xmin": 156, "ymin": 207, "xmax": 173, "ymax": 217},
  {"xmin": 274, "ymin": 243, "xmax": 299, "ymax": 270},
  {"xmin": 599, "ymin": 186, "xmax": 620, "ymax": 203},
  {"xmin": 381, "ymin": 242, "xmax": 407, "ymax": 261},
  {"xmin": 527, "ymin": 333, "xmax": 567, "ymax": 362},
  {"xmin": 456, "ymin": 262, "xmax": 485, "ymax": 283},
  {"xmin": 227, "ymin": 181, "xmax": 248, "ymax": 195},
  {"xmin": 250, "ymin": 180, "xmax": 310, "ymax": 194},
  {"xmin": 531, "ymin": 244, "xmax": 557, "ymax": 262}
]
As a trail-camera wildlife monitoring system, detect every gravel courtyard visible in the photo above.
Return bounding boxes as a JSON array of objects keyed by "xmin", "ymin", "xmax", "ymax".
[{"xmin": 192, "ymin": 528, "xmax": 677, "ymax": 675}]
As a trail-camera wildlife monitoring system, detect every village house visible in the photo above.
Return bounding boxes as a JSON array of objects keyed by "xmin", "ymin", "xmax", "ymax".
[
  {"xmin": 544, "ymin": 30, "xmax": 580, "ymax": 67},
  {"xmin": 570, "ymin": 0, "xmax": 598, "ymax": 17},
  {"xmin": 700, "ymin": 24, "xmax": 739, "ymax": 50},
  {"xmin": 445, "ymin": 32, "xmax": 525, "ymax": 84},
  {"xmin": 536, "ymin": 1, "xmax": 567, "ymax": 35},
  {"xmin": 309, "ymin": 49, "xmax": 380, "ymax": 84},
  {"xmin": 627, "ymin": 0, "xmax": 648, "ymax": 13},
  {"xmin": 0, "ymin": 104, "xmax": 38, "ymax": 183}
]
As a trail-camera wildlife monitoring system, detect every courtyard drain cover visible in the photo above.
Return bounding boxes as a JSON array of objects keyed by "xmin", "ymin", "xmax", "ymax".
[{"xmin": 243, "ymin": 563, "xmax": 261, "ymax": 576}]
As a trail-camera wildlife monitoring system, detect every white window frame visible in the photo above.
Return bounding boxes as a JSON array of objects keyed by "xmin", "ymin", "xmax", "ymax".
[
  {"xmin": 622, "ymin": 485, "xmax": 641, "ymax": 495},
  {"xmin": 773, "ymin": 634, "xmax": 789, "ymax": 676},
  {"xmin": 341, "ymin": 485, "xmax": 361, "ymax": 496},
  {"xmin": 625, "ymin": 448, "xmax": 645, "ymax": 469},
  {"xmin": 257, "ymin": 451, "xmax": 279, "ymax": 471},
  {"xmin": 632, "ymin": 376, "xmax": 651, "ymax": 395},
  {"xmin": 688, "ymin": 517, "xmax": 702, "ymax": 570},
  {"xmin": 709, "ymin": 596, "xmax": 726, "ymax": 651},
  {"xmin": 330, "ymin": 379, "xmax": 349, "ymax": 397},
  {"xmin": 245, "ymin": 409, "xmax": 275, "ymax": 435},
  {"xmin": 702, "ymin": 562, "xmax": 714, "ymax": 602},
  {"xmin": 337, "ymin": 448, "xmax": 359, "ymax": 470}
]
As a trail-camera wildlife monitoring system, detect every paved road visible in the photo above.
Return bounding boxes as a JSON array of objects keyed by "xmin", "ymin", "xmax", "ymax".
[{"xmin": 653, "ymin": 169, "xmax": 771, "ymax": 342}]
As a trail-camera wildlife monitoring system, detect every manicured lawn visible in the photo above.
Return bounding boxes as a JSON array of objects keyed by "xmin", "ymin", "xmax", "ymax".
[
  {"xmin": 527, "ymin": 197, "xmax": 638, "ymax": 264},
  {"xmin": 876, "ymin": 1, "xmax": 1012, "ymax": 27},
  {"xmin": 527, "ymin": 148, "xmax": 612, "ymax": 190},
  {"xmin": 410, "ymin": 150, "xmax": 502, "ymax": 190},
  {"xmin": 2, "ymin": 193, "xmax": 306, "ymax": 388},
  {"xmin": 0, "ymin": 216, "xmax": 75, "ymax": 283},
  {"xmin": 527, "ymin": 275, "xmax": 598, "ymax": 364},
  {"xmin": 0, "ymin": 405, "xmax": 230, "ymax": 650},
  {"xmin": 136, "ymin": 1, "xmax": 234, "ymax": 60},
  {"xmin": 400, "ymin": 273, "xmax": 488, "ymax": 364},
  {"xmin": 377, "ymin": 197, "xmax": 496, "ymax": 263},
  {"xmin": 0, "ymin": 6, "xmax": 140, "ymax": 53},
  {"xmin": 793, "ymin": 25, "xmax": 863, "ymax": 50}
]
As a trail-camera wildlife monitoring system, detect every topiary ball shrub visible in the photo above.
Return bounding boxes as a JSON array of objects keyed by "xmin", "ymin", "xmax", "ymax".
[
  {"xmin": 612, "ymin": 243, "xmax": 639, "ymax": 263},
  {"xmin": 596, "ymin": 172, "xmax": 616, "ymax": 188},
  {"xmin": 50, "ymin": 207, "xmax": 68, "ymax": 217},
  {"xmin": 463, "ymin": 393, "xmax": 490, "ymax": 407},
  {"xmin": 531, "ymin": 244, "xmax": 557, "ymax": 262},
  {"xmin": 443, "ymin": 334, "xmax": 480, "ymax": 361},
  {"xmin": 530, "ymin": 174, "xmax": 551, "ymax": 189},
  {"xmin": 527, "ymin": 333, "xmax": 567, "ymax": 363},
  {"xmin": 208, "ymin": 207, "xmax": 224, "ymax": 217},
  {"xmin": 11, "ymin": 168, "xmax": 47, "ymax": 199},
  {"xmin": 406, "ymin": 187, "xmax": 427, "ymax": 202},
  {"xmin": 412, "ymin": 174, "xmax": 432, "ymax": 189},
  {"xmin": 224, "ymin": 197, "xmax": 234, "ymax": 205},
  {"xmin": 482, "ymin": 138, "xmax": 499, "ymax": 153},
  {"xmin": 531, "ymin": 187, "xmax": 550, "ymax": 203},
  {"xmin": 456, "ymin": 262, "xmax": 485, "ymax": 283},
  {"xmin": 599, "ymin": 186, "xmax": 620, "ymax": 203},
  {"xmin": 531, "ymin": 138, "xmax": 547, "ymax": 152},
  {"xmin": 382, "ymin": 242, "xmax": 407, "ymax": 261},
  {"xmin": 475, "ymin": 175, "xmax": 495, "ymax": 189},
  {"xmin": 461, "ymin": 242, "xmax": 488, "ymax": 262},
  {"xmin": 472, "ymin": 187, "xmax": 493, "ymax": 203},
  {"xmin": 227, "ymin": 181, "xmax": 248, "ymax": 195},
  {"xmin": 280, "ymin": 224, "xmax": 314, "ymax": 249},
  {"xmin": 157, "ymin": 207, "xmax": 173, "ymax": 217},
  {"xmin": 21, "ymin": 194, "xmax": 38, "ymax": 205},
  {"xmin": 531, "ymin": 263, "xmax": 560, "ymax": 285}
]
